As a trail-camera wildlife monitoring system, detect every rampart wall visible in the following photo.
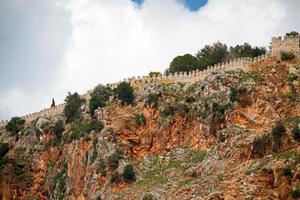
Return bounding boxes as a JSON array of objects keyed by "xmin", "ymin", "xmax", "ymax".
[{"xmin": 0, "ymin": 53, "xmax": 272, "ymax": 127}]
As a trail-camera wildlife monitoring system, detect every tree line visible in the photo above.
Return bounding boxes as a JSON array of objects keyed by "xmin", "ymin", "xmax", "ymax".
[{"xmin": 165, "ymin": 42, "xmax": 266, "ymax": 74}]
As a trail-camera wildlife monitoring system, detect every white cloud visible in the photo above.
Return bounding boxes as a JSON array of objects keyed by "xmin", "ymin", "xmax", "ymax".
[{"xmin": 1, "ymin": 0, "xmax": 300, "ymax": 120}]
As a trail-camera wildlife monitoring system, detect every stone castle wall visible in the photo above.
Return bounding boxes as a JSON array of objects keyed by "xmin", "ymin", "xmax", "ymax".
[
  {"xmin": 0, "ymin": 90, "xmax": 94, "ymax": 127},
  {"xmin": 0, "ymin": 33, "xmax": 300, "ymax": 127},
  {"xmin": 4, "ymin": 33, "xmax": 298, "ymax": 127},
  {"xmin": 271, "ymin": 35, "xmax": 300, "ymax": 57},
  {"xmin": 108, "ymin": 54, "xmax": 270, "ymax": 88},
  {"xmin": 0, "ymin": 53, "xmax": 271, "ymax": 127}
]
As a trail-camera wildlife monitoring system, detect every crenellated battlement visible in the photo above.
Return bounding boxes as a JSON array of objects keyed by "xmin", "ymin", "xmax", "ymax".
[
  {"xmin": 0, "ymin": 53, "xmax": 273, "ymax": 127},
  {"xmin": 0, "ymin": 44, "xmax": 281, "ymax": 127},
  {"xmin": 2, "ymin": 34, "xmax": 299, "ymax": 127},
  {"xmin": 107, "ymin": 54, "xmax": 270, "ymax": 88},
  {"xmin": 271, "ymin": 34, "xmax": 300, "ymax": 57}
]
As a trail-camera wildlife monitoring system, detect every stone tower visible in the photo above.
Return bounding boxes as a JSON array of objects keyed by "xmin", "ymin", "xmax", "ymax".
[{"xmin": 271, "ymin": 34, "xmax": 300, "ymax": 57}]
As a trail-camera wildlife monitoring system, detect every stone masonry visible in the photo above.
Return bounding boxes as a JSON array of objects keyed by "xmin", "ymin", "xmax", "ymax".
[
  {"xmin": 0, "ymin": 34, "xmax": 298, "ymax": 127},
  {"xmin": 271, "ymin": 34, "xmax": 300, "ymax": 57}
]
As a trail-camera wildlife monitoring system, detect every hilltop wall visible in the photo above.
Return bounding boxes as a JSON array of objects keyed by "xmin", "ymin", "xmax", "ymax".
[
  {"xmin": 108, "ymin": 54, "xmax": 270, "ymax": 88},
  {"xmin": 0, "ymin": 54, "xmax": 271, "ymax": 126},
  {"xmin": 2, "ymin": 34, "xmax": 300, "ymax": 127},
  {"xmin": 0, "ymin": 90, "xmax": 93, "ymax": 127},
  {"xmin": 0, "ymin": 53, "xmax": 272, "ymax": 127}
]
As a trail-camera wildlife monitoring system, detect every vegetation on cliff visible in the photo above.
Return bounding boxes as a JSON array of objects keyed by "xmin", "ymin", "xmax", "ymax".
[{"xmin": 1, "ymin": 36, "xmax": 300, "ymax": 199}]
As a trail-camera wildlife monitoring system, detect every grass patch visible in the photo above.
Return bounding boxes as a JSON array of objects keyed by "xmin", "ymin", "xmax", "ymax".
[
  {"xmin": 272, "ymin": 150, "xmax": 300, "ymax": 159},
  {"xmin": 187, "ymin": 151, "xmax": 206, "ymax": 164},
  {"xmin": 67, "ymin": 118, "xmax": 103, "ymax": 141},
  {"xmin": 242, "ymin": 69, "xmax": 260, "ymax": 81},
  {"xmin": 245, "ymin": 157, "xmax": 272, "ymax": 175}
]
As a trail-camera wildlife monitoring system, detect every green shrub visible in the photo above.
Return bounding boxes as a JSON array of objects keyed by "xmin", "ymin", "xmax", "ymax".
[
  {"xmin": 287, "ymin": 74, "xmax": 298, "ymax": 82},
  {"xmin": 253, "ymin": 135, "xmax": 271, "ymax": 157},
  {"xmin": 175, "ymin": 103, "xmax": 189, "ymax": 116},
  {"xmin": 0, "ymin": 156, "xmax": 8, "ymax": 166},
  {"xmin": 209, "ymin": 102, "xmax": 230, "ymax": 135},
  {"xmin": 184, "ymin": 96, "xmax": 195, "ymax": 103},
  {"xmin": 98, "ymin": 158, "xmax": 106, "ymax": 177},
  {"xmin": 13, "ymin": 162, "xmax": 32, "ymax": 184},
  {"xmin": 89, "ymin": 84, "xmax": 111, "ymax": 115},
  {"xmin": 212, "ymin": 102, "xmax": 229, "ymax": 115},
  {"xmin": 217, "ymin": 173, "xmax": 224, "ymax": 181},
  {"xmin": 89, "ymin": 95, "xmax": 106, "ymax": 115},
  {"xmin": 272, "ymin": 121, "xmax": 286, "ymax": 152},
  {"xmin": 110, "ymin": 171, "xmax": 121, "ymax": 184},
  {"xmin": 52, "ymin": 120, "xmax": 64, "ymax": 140},
  {"xmin": 6, "ymin": 117, "xmax": 25, "ymax": 135},
  {"xmin": 242, "ymin": 69, "xmax": 261, "ymax": 81},
  {"xmin": 114, "ymin": 82, "xmax": 134, "ymax": 105},
  {"xmin": 146, "ymin": 93, "xmax": 160, "ymax": 107},
  {"xmin": 161, "ymin": 105, "xmax": 177, "ymax": 117},
  {"xmin": 0, "ymin": 143, "xmax": 9, "ymax": 158},
  {"xmin": 64, "ymin": 92, "xmax": 84, "ymax": 123},
  {"xmin": 229, "ymin": 87, "xmax": 249, "ymax": 105},
  {"xmin": 282, "ymin": 167, "xmax": 293, "ymax": 177},
  {"xmin": 69, "ymin": 120, "xmax": 91, "ymax": 141},
  {"xmin": 123, "ymin": 164, "xmax": 136, "ymax": 181},
  {"xmin": 287, "ymin": 74, "xmax": 299, "ymax": 102},
  {"xmin": 219, "ymin": 133, "xmax": 226, "ymax": 142},
  {"xmin": 292, "ymin": 124, "xmax": 300, "ymax": 141},
  {"xmin": 135, "ymin": 113, "xmax": 147, "ymax": 126},
  {"xmin": 229, "ymin": 87, "xmax": 239, "ymax": 103},
  {"xmin": 292, "ymin": 189, "xmax": 300, "ymax": 198},
  {"xmin": 107, "ymin": 149, "xmax": 123, "ymax": 171},
  {"xmin": 54, "ymin": 163, "xmax": 67, "ymax": 196},
  {"xmin": 90, "ymin": 120, "xmax": 104, "ymax": 132},
  {"xmin": 281, "ymin": 51, "xmax": 295, "ymax": 61},
  {"xmin": 68, "ymin": 119, "xmax": 103, "ymax": 141}
]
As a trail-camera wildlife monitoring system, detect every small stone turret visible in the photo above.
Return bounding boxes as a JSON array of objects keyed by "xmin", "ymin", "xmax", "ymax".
[{"xmin": 271, "ymin": 34, "xmax": 300, "ymax": 57}]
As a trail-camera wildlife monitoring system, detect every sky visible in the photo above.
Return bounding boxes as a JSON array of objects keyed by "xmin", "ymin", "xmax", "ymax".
[
  {"xmin": 132, "ymin": 0, "xmax": 208, "ymax": 11},
  {"xmin": 0, "ymin": 0, "xmax": 300, "ymax": 120}
]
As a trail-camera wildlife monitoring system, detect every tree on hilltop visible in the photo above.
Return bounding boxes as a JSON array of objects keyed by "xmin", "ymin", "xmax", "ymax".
[
  {"xmin": 229, "ymin": 43, "xmax": 265, "ymax": 58},
  {"xmin": 64, "ymin": 92, "xmax": 85, "ymax": 122},
  {"xmin": 164, "ymin": 41, "xmax": 266, "ymax": 74},
  {"xmin": 286, "ymin": 31, "xmax": 299, "ymax": 37},
  {"xmin": 6, "ymin": 117, "xmax": 25, "ymax": 135},
  {"xmin": 166, "ymin": 54, "xmax": 199, "ymax": 74},
  {"xmin": 51, "ymin": 98, "xmax": 55, "ymax": 107},
  {"xmin": 89, "ymin": 84, "xmax": 111, "ymax": 115},
  {"xmin": 114, "ymin": 82, "xmax": 134, "ymax": 105},
  {"xmin": 196, "ymin": 42, "xmax": 228, "ymax": 69}
]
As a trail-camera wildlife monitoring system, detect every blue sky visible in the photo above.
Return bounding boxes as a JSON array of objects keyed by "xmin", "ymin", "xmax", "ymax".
[{"xmin": 132, "ymin": 0, "xmax": 208, "ymax": 11}]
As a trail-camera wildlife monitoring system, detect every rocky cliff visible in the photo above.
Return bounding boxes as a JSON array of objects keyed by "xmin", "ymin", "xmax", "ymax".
[{"xmin": 1, "ymin": 56, "xmax": 300, "ymax": 200}]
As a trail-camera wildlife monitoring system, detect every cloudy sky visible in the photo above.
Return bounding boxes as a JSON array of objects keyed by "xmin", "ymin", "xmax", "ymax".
[{"xmin": 0, "ymin": 0, "xmax": 300, "ymax": 120}]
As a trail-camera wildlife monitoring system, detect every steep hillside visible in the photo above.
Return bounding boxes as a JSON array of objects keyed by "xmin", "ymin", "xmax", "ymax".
[{"xmin": 1, "ymin": 56, "xmax": 300, "ymax": 200}]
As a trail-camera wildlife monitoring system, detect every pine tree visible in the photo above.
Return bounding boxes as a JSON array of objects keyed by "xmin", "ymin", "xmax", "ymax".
[{"xmin": 51, "ymin": 98, "xmax": 55, "ymax": 107}]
